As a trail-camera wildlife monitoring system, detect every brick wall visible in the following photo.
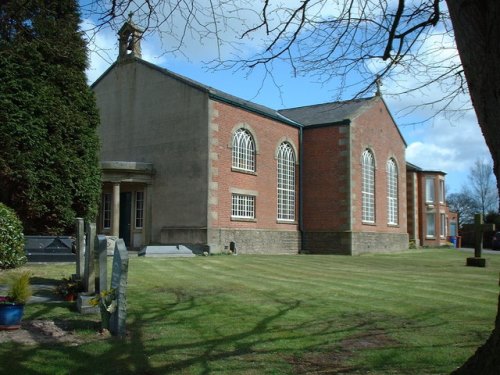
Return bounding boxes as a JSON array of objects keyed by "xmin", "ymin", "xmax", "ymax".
[
  {"xmin": 350, "ymin": 98, "xmax": 407, "ymax": 235},
  {"xmin": 208, "ymin": 99, "xmax": 300, "ymax": 253},
  {"xmin": 302, "ymin": 98, "xmax": 408, "ymax": 254},
  {"xmin": 301, "ymin": 125, "xmax": 351, "ymax": 231}
]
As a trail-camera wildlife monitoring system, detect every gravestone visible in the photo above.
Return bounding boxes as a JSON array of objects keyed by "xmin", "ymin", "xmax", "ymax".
[
  {"xmin": 95, "ymin": 235, "xmax": 108, "ymax": 293},
  {"xmin": 24, "ymin": 235, "xmax": 74, "ymax": 262},
  {"xmin": 83, "ymin": 223, "xmax": 96, "ymax": 293},
  {"xmin": 75, "ymin": 218, "xmax": 85, "ymax": 279},
  {"xmin": 466, "ymin": 213, "xmax": 495, "ymax": 268},
  {"xmin": 109, "ymin": 239, "xmax": 129, "ymax": 337}
]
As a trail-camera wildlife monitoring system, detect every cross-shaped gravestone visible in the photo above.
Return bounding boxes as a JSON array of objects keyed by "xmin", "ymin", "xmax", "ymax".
[{"xmin": 466, "ymin": 213, "xmax": 495, "ymax": 268}]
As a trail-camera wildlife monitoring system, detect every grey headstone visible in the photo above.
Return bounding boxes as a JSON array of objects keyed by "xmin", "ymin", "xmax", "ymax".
[
  {"xmin": 96, "ymin": 235, "xmax": 108, "ymax": 293},
  {"xmin": 83, "ymin": 223, "xmax": 96, "ymax": 294},
  {"xmin": 75, "ymin": 218, "xmax": 85, "ymax": 278},
  {"xmin": 106, "ymin": 236, "xmax": 119, "ymax": 256},
  {"xmin": 109, "ymin": 239, "xmax": 129, "ymax": 337}
]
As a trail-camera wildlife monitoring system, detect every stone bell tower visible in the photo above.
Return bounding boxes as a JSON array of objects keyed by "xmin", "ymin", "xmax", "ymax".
[{"xmin": 118, "ymin": 13, "xmax": 144, "ymax": 60}]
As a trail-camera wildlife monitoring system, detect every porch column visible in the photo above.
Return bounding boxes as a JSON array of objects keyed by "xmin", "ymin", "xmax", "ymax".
[
  {"xmin": 144, "ymin": 183, "xmax": 153, "ymax": 245},
  {"xmin": 112, "ymin": 182, "xmax": 120, "ymax": 237}
]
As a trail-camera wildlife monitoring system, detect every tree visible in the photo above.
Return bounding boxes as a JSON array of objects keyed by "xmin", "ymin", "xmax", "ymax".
[
  {"xmin": 446, "ymin": 190, "xmax": 478, "ymax": 228},
  {"xmin": 466, "ymin": 158, "xmax": 498, "ymax": 217},
  {"xmin": 0, "ymin": 0, "xmax": 101, "ymax": 235},
  {"xmin": 81, "ymin": 0, "xmax": 500, "ymax": 372}
]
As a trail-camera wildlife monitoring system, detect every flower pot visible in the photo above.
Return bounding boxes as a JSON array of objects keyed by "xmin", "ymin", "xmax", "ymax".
[
  {"xmin": 0, "ymin": 303, "xmax": 25, "ymax": 330},
  {"xmin": 64, "ymin": 294, "xmax": 76, "ymax": 302}
]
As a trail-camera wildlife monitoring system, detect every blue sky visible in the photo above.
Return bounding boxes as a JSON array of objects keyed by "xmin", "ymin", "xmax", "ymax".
[{"xmin": 83, "ymin": 16, "xmax": 493, "ymax": 195}]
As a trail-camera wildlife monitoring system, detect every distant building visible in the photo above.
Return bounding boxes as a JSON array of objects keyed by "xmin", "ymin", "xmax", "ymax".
[
  {"xmin": 92, "ymin": 19, "xmax": 453, "ymax": 254},
  {"xmin": 406, "ymin": 162, "xmax": 457, "ymax": 247}
]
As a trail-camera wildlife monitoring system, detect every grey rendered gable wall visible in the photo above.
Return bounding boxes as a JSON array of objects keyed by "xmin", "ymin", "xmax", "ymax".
[{"xmin": 93, "ymin": 60, "xmax": 210, "ymax": 245}]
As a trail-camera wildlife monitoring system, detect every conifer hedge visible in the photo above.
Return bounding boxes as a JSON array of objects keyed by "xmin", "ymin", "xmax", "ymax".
[{"xmin": 0, "ymin": 0, "xmax": 101, "ymax": 235}]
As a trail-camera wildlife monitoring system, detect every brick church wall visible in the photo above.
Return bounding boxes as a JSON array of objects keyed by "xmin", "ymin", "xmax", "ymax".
[{"xmin": 208, "ymin": 99, "xmax": 301, "ymax": 254}]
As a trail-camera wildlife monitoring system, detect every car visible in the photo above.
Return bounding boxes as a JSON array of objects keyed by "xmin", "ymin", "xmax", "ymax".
[{"xmin": 492, "ymin": 232, "xmax": 500, "ymax": 250}]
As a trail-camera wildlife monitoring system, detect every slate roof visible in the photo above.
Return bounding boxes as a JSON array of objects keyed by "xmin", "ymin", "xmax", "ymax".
[{"xmin": 278, "ymin": 98, "xmax": 377, "ymax": 127}]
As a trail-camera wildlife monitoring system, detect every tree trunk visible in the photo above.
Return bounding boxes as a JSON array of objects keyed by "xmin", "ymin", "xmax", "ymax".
[{"xmin": 446, "ymin": 0, "xmax": 500, "ymax": 373}]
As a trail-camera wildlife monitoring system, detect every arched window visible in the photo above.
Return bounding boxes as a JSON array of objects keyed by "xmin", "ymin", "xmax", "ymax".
[
  {"xmin": 232, "ymin": 129, "xmax": 255, "ymax": 172},
  {"xmin": 387, "ymin": 159, "xmax": 398, "ymax": 225},
  {"xmin": 277, "ymin": 142, "xmax": 295, "ymax": 221},
  {"xmin": 362, "ymin": 149, "xmax": 375, "ymax": 223}
]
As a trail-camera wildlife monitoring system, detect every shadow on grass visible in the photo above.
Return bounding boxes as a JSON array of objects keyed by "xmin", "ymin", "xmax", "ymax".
[{"xmin": 0, "ymin": 290, "xmax": 462, "ymax": 375}]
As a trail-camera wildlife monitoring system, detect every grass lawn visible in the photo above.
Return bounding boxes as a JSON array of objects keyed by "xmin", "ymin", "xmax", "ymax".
[{"xmin": 0, "ymin": 249, "xmax": 499, "ymax": 374}]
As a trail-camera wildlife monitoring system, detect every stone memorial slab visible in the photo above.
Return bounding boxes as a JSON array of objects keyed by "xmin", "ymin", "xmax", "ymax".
[
  {"xmin": 75, "ymin": 218, "xmax": 85, "ymax": 278},
  {"xmin": 83, "ymin": 223, "xmax": 96, "ymax": 294},
  {"xmin": 96, "ymin": 235, "xmax": 108, "ymax": 293},
  {"xmin": 25, "ymin": 235, "xmax": 75, "ymax": 262},
  {"xmin": 109, "ymin": 239, "xmax": 129, "ymax": 337},
  {"xmin": 106, "ymin": 236, "xmax": 119, "ymax": 256},
  {"xmin": 138, "ymin": 245, "xmax": 195, "ymax": 257}
]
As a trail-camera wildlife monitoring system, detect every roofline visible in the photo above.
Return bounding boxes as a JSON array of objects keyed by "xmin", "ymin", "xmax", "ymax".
[
  {"xmin": 91, "ymin": 57, "xmax": 302, "ymax": 128},
  {"xmin": 208, "ymin": 92, "xmax": 302, "ymax": 128},
  {"xmin": 376, "ymin": 96, "xmax": 408, "ymax": 148},
  {"xmin": 301, "ymin": 119, "xmax": 351, "ymax": 129}
]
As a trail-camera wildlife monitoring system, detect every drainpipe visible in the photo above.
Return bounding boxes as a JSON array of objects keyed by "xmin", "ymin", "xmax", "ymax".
[{"xmin": 299, "ymin": 125, "xmax": 304, "ymax": 253}]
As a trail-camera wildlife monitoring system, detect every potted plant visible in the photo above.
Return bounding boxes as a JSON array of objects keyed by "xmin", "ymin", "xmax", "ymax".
[
  {"xmin": 55, "ymin": 276, "xmax": 84, "ymax": 302},
  {"xmin": 0, "ymin": 271, "xmax": 32, "ymax": 330}
]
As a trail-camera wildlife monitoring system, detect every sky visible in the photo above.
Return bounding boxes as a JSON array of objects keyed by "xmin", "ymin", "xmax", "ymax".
[{"xmin": 82, "ymin": 10, "xmax": 494, "ymax": 195}]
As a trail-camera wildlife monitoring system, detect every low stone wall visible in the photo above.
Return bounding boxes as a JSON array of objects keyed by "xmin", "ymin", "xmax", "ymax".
[
  {"xmin": 302, "ymin": 231, "xmax": 409, "ymax": 255},
  {"xmin": 209, "ymin": 229, "xmax": 300, "ymax": 255},
  {"xmin": 350, "ymin": 232, "xmax": 409, "ymax": 255}
]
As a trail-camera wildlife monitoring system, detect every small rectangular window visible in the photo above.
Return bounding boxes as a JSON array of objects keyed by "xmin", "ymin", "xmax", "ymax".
[
  {"xmin": 425, "ymin": 178, "xmax": 435, "ymax": 203},
  {"xmin": 135, "ymin": 191, "xmax": 144, "ymax": 229},
  {"xmin": 439, "ymin": 179, "xmax": 445, "ymax": 203},
  {"xmin": 102, "ymin": 193, "xmax": 111, "ymax": 229},
  {"xmin": 440, "ymin": 213, "xmax": 446, "ymax": 238},
  {"xmin": 231, "ymin": 194, "xmax": 255, "ymax": 219},
  {"xmin": 426, "ymin": 213, "xmax": 435, "ymax": 238}
]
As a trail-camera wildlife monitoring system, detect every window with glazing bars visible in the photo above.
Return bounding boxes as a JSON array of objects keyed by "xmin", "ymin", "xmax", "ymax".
[
  {"xmin": 277, "ymin": 142, "xmax": 295, "ymax": 221},
  {"xmin": 102, "ymin": 193, "xmax": 111, "ymax": 229},
  {"xmin": 232, "ymin": 129, "xmax": 255, "ymax": 171},
  {"xmin": 387, "ymin": 159, "xmax": 398, "ymax": 225},
  {"xmin": 231, "ymin": 194, "xmax": 255, "ymax": 219},
  {"xmin": 362, "ymin": 150, "xmax": 375, "ymax": 223},
  {"xmin": 135, "ymin": 191, "xmax": 144, "ymax": 229}
]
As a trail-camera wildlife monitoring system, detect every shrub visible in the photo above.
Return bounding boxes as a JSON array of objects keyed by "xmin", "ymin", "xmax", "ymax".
[
  {"xmin": 0, "ymin": 203, "xmax": 27, "ymax": 269},
  {"xmin": 8, "ymin": 271, "xmax": 32, "ymax": 304}
]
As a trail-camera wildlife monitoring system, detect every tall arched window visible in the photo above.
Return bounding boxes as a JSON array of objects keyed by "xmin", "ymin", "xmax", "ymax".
[
  {"xmin": 387, "ymin": 159, "xmax": 398, "ymax": 225},
  {"xmin": 362, "ymin": 149, "xmax": 375, "ymax": 223},
  {"xmin": 277, "ymin": 142, "xmax": 295, "ymax": 221},
  {"xmin": 232, "ymin": 129, "xmax": 255, "ymax": 172}
]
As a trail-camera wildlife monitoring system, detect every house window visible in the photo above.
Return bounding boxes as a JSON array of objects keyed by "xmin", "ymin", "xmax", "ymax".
[
  {"xmin": 231, "ymin": 194, "xmax": 255, "ymax": 219},
  {"xmin": 277, "ymin": 142, "xmax": 295, "ymax": 221},
  {"xmin": 362, "ymin": 149, "xmax": 375, "ymax": 223},
  {"xmin": 232, "ymin": 128, "xmax": 255, "ymax": 172},
  {"xmin": 425, "ymin": 177, "xmax": 435, "ymax": 203},
  {"xmin": 440, "ymin": 213, "xmax": 446, "ymax": 238},
  {"xmin": 135, "ymin": 191, "xmax": 144, "ymax": 229},
  {"xmin": 387, "ymin": 159, "xmax": 398, "ymax": 225},
  {"xmin": 102, "ymin": 193, "xmax": 111, "ymax": 229},
  {"xmin": 426, "ymin": 213, "xmax": 435, "ymax": 237},
  {"xmin": 439, "ymin": 179, "xmax": 445, "ymax": 203}
]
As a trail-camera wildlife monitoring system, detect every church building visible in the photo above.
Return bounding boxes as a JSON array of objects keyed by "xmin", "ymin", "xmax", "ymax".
[{"xmin": 92, "ymin": 19, "xmax": 412, "ymax": 255}]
